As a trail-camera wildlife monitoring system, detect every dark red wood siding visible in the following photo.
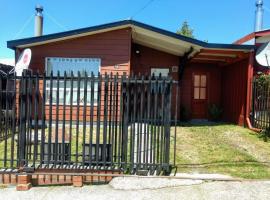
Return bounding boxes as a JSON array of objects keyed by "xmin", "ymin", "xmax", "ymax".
[
  {"xmin": 180, "ymin": 63, "xmax": 221, "ymax": 120},
  {"xmin": 17, "ymin": 28, "xmax": 132, "ymax": 75},
  {"xmin": 130, "ymin": 43, "xmax": 180, "ymax": 118},
  {"xmin": 16, "ymin": 28, "xmax": 132, "ymax": 121},
  {"xmin": 131, "ymin": 43, "xmax": 179, "ymax": 80},
  {"xmin": 221, "ymin": 58, "xmax": 249, "ymax": 125}
]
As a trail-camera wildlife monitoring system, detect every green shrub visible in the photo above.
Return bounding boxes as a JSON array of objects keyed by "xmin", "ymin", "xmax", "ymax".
[
  {"xmin": 255, "ymin": 74, "xmax": 270, "ymax": 90},
  {"xmin": 260, "ymin": 127, "xmax": 270, "ymax": 142},
  {"xmin": 208, "ymin": 104, "xmax": 223, "ymax": 122},
  {"xmin": 180, "ymin": 105, "xmax": 190, "ymax": 122}
]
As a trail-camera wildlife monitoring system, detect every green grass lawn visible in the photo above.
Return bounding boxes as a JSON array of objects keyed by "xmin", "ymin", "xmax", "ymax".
[{"xmin": 171, "ymin": 123, "xmax": 270, "ymax": 179}]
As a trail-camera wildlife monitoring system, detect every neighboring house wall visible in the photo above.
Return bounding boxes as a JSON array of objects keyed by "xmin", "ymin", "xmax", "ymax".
[
  {"xmin": 221, "ymin": 58, "xmax": 249, "ymax": 125},
  {"xmin": 16, "ymin": 28, "xmax": 132, "ymax": 75}
]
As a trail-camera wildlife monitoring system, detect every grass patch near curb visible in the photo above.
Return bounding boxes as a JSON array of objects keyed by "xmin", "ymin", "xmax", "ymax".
[{"xmin": 171, "ymin": 123, "xmax": 270, "ymax": 179}]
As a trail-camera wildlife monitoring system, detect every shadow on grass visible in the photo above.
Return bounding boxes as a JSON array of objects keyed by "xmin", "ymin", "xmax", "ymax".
[
  {"xmin": 175, "ymin": 160, "xmax": 270, "ymax": 168},
  {"xmin": 178, "ymin": 121, "xmax": 231, "ymax": 127}
]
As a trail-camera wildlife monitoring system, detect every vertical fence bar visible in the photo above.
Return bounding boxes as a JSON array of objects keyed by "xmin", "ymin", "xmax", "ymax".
[
  {"xmin": 165, "ymin": 78, "xmax": 172, "ymax": 169},
  {"xmin": 89, "ymin": 72, "xmax": 94, "ymax": 168},
  {"xmin": 10, "ymin": 74, "xmax": 17, "ymax": 168},
  {"xmin": 26, "ymin": 72, "xmax": 32, "ymax": 164},
  {"xmin": 111, "ymin": 74, "xmax": 116, "ymax": 165},
  {"xmin": 40, "ymin": 72, "xmax": 46, "ymax": 166},
  {"xmin": 102, "ymin": 73, "xmax": 109, "ymax": 168},
  {"xmin": 115, "ymin": 74, "xmax": 120, "ymax": 167},
  {"xmin": 19, "ymin": 71, "xmax": 27, "ymax": 167},
  {"xmin": 153, "ymin": 76, "xmax": 158, "ymax": 166},
  {"xmin": 156, "ymin": 76, "xmax": 162, "ymax": 169},
  {"xmin": 75, "ymin": 72, "xmax": 81, "ymax": 168},
  {"xmin": 47, "ymin": 71, "xmax": 53, "ymax": 167},
  {"xmin": 118, "ymin": 74, "xmax": 123, "ymax": 168},
  {"xmin": 108, "ymin": 73, "xmax": 113, "ymax": 167},
  {"xmin": 138, "ymin": 76, "xmax": 143, "ymax": 169},
  {"xmin": 68, "ymin": 71, "xmax": 74, "ymax": 167},
  {"xmin": 174, "ymin": 83, "xmax": 179, "ymax": 167},
  {"xmin": 160, "ymin": 78, "xmax": 165, "ymax": 165},
  {"xmin": 123, "ymin": 75, "xmax": 130, "ymax": 170},
  {"xmin": 146, "ymin": 76, "xmax": 151, "ymax": 170},
  {"xmin": 54, "ymin": 71, "xmax": 60, "ymax": 167},
  {"xmin": 82, "ymin": 72, "xmax": 87, "ymax": 167},
  {"xmin": 251, "ymin": 79, "xmax": 255, "ymax": 126},
  {"xmin": 149, "ymin": 76, "xmax": 154, "ymax": 166},
  {"xmin": 4, "ymin": 74, "xmax": 9, "ymax": 167},
  {"xmin": 136, "ymin": 77, "xmax": 140, "ymax": 169},
  {"xmin": 61, "ymin": 71, "xmax": 67, "ymax": 167},
  {"xmin": 121, "ymin": 76, "xmax": 129, "ymax": 170},
  {"xmin": 96, "ymin": 73, "xmax": 102, "ymax": 167},
  {"xmin": 131, "ymin": 75, "xmax": 137, "ymax": 172},
  {"xmin": 33, "ymin": 73, "xmax": 39, "ymax": 167}
]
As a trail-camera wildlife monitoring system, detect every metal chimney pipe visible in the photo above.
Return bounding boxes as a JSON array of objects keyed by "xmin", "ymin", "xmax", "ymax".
[
  {"xmin": 35, "ymin": 5, "xmax": 43, "ymax": 36},
  {"xmin": 255, "ymin": 0, "xmax": 263, "ymax": 32}
]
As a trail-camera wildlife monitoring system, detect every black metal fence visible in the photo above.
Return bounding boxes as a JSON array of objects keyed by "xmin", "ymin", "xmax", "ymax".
[
  {"xmin": 0, "ymin": 71, "xmax": 178, "ymax": 175},
  {"xmin": 251, "ymin": 77, "xmax": 270, "ymax": 130}
]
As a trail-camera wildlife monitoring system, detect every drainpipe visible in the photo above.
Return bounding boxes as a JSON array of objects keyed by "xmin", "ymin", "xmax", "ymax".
[{"xmin": 245, "ymin": 51, "xmax": 261, "ymax": 132}]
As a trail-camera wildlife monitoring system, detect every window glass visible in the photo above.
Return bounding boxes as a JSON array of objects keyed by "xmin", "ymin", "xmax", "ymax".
[
  {"xmin": 193, "ymin": 74, "xmax": 207, "ymax": 100},
  {"xmin": 194, "ymin": 75, "xmax": 200, "ymax": 87},
  {"xmin": 151, "ymin": 68, "xmax": 169, "ymax": 77},
  {"xmin": 45, "ymin": 57, "xmax": 101, "ymax": 105},
  {"xmin": 201, "ymin": 75, "xmax": 207, "ymax": 87}
]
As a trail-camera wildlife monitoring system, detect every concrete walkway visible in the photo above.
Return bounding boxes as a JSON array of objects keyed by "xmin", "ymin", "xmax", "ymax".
[{"xmin": 1, "ymin": 180, "xmax": 270, "ymax": 200}]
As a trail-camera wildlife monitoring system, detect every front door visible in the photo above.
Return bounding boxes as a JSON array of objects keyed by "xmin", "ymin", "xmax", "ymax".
[{"xmin": 192, "ymin": 73, "xmax": 208, "ymax": 119}]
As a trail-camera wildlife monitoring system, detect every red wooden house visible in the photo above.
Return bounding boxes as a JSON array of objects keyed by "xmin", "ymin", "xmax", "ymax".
[{"xmin": 7, "ymin": 20, "xmax": 255, "ymax": 125}]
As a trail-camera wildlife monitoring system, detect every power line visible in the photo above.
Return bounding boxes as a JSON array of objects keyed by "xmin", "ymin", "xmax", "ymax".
[
  {"xmin": 131, "ymin": 0, "xmax": 156, "ymax": 19},
  {"xmin": 264, "ymin": 5, "xmax": 270, "ymax": 13},
  {"xmin": 12, "ymin": 14, "xmax": 34, "ymax": 39},
  {"xmin": 44, "ymin": 11, "xmax": 68, "ymax": 31}
]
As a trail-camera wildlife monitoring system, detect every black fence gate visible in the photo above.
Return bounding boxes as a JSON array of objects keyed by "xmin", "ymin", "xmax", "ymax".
[
  {"xmin": 0, "ymin": 72, "xmax": 178, "ymax": 175},
  {"xmin": 251, "ymin": 76, "xmax": 270, "ymax": 130}
]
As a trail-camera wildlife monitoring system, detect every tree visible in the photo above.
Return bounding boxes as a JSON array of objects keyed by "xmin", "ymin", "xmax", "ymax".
[{"xmin": 176, "ymin": 21, "xmax": 194, "ymax": 38}]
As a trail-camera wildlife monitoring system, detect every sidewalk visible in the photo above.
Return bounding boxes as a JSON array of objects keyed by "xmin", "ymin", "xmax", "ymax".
[{"xmin": 1, "ymin": 180, "xmax": 270, "ymax": 200}]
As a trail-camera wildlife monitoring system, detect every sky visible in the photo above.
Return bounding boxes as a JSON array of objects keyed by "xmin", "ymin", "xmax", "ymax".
[{"xmin": 1, "ymin": 0, "xmax": 270, "ymax": 59}]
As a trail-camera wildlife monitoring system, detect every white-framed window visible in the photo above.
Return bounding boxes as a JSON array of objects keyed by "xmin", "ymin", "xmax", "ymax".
[
  {"xmin": 150, "ymin": 68, "xmax": 169, "ymax": 77},
  {"xmin": 45, "ymin": 57, "xmax": 101, "ymax": 105}
]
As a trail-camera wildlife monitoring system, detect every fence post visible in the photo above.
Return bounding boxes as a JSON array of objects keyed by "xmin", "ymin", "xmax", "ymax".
[
  {"xmin": 18, "ymin": 71, "xmax": 27, "ymax": 167},
  {"xmin": 164, "ymin": 78, "xmax": 172, "ymax": 173},
  {"xmin": 251, "ymin": 78, "xmax": 255, "ymax": 126}
]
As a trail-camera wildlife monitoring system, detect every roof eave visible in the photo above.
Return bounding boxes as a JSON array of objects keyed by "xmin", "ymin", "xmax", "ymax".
[{"xmin": 7, "ymin": 19, "xmax": 255, "ymax": 52}]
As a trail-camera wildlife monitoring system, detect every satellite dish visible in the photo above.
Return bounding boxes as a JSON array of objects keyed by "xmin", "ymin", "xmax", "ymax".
[
  {"xmin": 11, "ymin": 48, "xmax": 32, "ymax": 76},
  {"xmin": 256, "ymin": 42, "xmax": 270, "ymax": 68}
]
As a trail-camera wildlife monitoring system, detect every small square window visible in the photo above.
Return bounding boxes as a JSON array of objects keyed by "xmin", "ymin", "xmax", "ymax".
[{"xmin": 193, "ymin": 74, "xmax": 207, "ymax": 100}]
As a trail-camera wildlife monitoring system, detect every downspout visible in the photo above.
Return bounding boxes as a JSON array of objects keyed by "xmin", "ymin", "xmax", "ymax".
[{"xmin": 245, "ymin": 51, "xmax": 261, "ymax": 132}]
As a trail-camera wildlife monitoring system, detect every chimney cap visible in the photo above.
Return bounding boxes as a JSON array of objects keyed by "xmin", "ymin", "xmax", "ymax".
[
  {"xmin": 35, "ymin": 4, "xmax": 43, "ymax": 13},
  {"xmin": 256, "ymin": 0, "xmax": 263, "ymax": 6}
]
